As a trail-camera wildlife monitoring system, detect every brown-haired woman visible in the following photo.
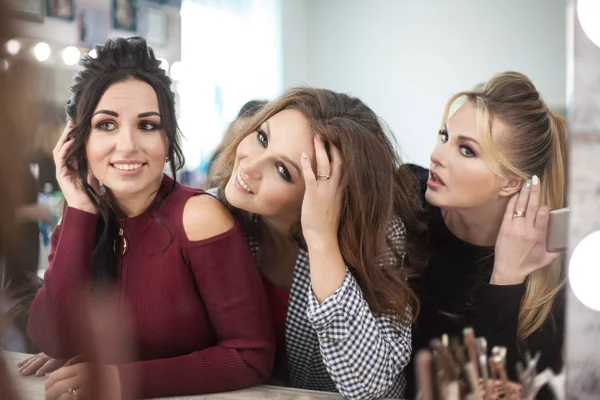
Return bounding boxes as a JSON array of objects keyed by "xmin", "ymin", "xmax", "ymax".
[
  {"xmin": 206, "ymin": 99, "xmax": 268, "ymax": 187},
  {"xmin": 407, "ymin": 71, "xmax": 567, "ymax": 398},
  {"xmin": 206, "ymin": 87, "xmax": 425, "ymax": 399}
]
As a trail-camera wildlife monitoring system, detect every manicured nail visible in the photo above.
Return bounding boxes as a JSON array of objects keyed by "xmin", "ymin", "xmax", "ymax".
[
  {"xmin": 532, "ymin": 175, "xmax": 539, "ymax": 186},
  {"xmin": 524, "ymin": 178, "xmax": 532, "ymax": 188},
  {"xmin": 35, "ymin": 370, "xmax": 43, "ymax": 377}
]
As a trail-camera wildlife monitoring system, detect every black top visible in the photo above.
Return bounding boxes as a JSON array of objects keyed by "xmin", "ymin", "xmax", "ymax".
[{"xmin": 406, "ymin": 164, "xmax": 564, "ymax": 399}]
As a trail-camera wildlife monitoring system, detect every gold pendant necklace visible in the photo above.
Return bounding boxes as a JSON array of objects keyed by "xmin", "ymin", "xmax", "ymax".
[{"xmin": 113, "ymin": 228, "xmax": 128, "ymax": 256}]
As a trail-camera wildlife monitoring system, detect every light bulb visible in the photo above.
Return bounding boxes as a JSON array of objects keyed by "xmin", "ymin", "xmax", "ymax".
[
  {"xmin": 569, "ymin": 230, "xmax": 600, "ymax": 311},
  {"xmin": 62, "ymin": 46, "xmax": 81, "ymax": 66},
  {"xmin": 158, "ymin": 58, "xmax": 169, "ymax": 73},
  {"xmin": 577, "ymin": 0, "xmax": 600, "ymax": 48},
  {"xmin": 33, "ymin": 42, "xmax": 51, "ymax": 62},
  {"xmin": 6, "ymin": 39, "xmax": 20, "ymax": 55},
  {"xmin": 170, "ymin": 61, "xmax": 183, "ymax": 81}
]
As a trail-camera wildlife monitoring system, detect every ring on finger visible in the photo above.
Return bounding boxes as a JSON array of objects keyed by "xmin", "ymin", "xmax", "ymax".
[
  {"xmin": 316, "ymin": 173, "xmax": 330, "ymax": 181},
  {"xmin": 513, "ymin": 210, "xmax": 526, "ymax": 218},
  {"xmin": 68, "ymin": 388, "xmax": 80, "ymax": 400}
]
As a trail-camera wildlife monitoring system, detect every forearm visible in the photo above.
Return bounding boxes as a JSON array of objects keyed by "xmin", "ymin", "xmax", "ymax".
[
  {"xmin": 307, "ymin": 271, "xmax": 410, "ymax": 399},
  {"xmin": 472, "ymin": 282, "xmax": 525, "ymax": 379},
  {"xmin": 117, "ymin": 345, "xmax": 270, "ymax": 398},
  {"xmin": 306, "ymin": 237, "xmax": 346, "ymax": 303}
]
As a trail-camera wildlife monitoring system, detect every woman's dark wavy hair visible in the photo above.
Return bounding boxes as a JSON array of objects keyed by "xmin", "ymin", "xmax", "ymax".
[{"xmin": 65, "ymin": 37, "xmax": 184, "ymax": 287}]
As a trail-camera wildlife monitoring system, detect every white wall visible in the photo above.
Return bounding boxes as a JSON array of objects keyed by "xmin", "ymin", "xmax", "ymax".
[
  {"xmin": 13, "ymin": 0, "xmax": 181, "ymax": 106},
  {"xmin": 281, "ymin": 0, "xmax": 567, "ymax": 167}
]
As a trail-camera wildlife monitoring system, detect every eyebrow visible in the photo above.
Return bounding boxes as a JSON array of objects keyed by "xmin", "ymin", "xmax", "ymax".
[
  {"xmin": 263, "ymin": 120, "xmax": 302, "ymax": 176},
  {"xmin": 457, "ymin": 135, "xmax": 480, "ymax": 146},
  {"xmin": 444, "ymin": 124, "xmax": 480, "ymax": 146},
  {"xmin": 92, "ymin": 110, "xmax": 161, "ymax": 118}
]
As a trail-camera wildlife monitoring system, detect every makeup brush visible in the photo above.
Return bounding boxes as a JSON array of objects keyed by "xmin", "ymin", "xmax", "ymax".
[
  {"xmin": 476, "ymin": 338, "xmax": 491, "ymax": 400},
  {"xmin": 415, "ymin": 349, "xmax": 435, "ymax": 400}
]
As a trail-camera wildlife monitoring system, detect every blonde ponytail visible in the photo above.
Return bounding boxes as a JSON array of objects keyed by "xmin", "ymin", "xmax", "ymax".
[{"xmin": 518, "ymin": 111, "xmax": 568, "ymax": 340}]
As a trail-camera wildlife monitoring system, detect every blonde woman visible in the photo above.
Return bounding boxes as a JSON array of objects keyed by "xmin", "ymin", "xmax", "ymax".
[{"xmin": 407, "ymin": 71, "xmax": 567, "ymax": 398}]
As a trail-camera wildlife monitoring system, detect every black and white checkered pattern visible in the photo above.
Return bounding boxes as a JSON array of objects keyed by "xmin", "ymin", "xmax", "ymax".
[
  {"xmin": 248, "ymin": 219, "xmax": 411, "ymax": 400},
  {"xmin": 207, "ymin": 189, "xmax": 411, "ymax": 399}
]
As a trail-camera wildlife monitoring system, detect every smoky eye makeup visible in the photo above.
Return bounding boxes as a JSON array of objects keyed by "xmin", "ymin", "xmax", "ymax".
[{"xmin": 257, "ymin": 129, "xmax": 268, "ymax": 147}]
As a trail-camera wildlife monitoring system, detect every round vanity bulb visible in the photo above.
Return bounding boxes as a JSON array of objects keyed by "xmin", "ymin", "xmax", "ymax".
[
  {"xmin": 170, "ymin": 61, "xmax": 183, "ymax": 81},
  {"xmin": 569, "ymin": 230, "xmax": 600, "ymax": 311},
  {"xmin": 158, "ymin": 58, "xmax": 169, "ymax": 72},
  {"xmin": 62, "ymin": 46, "xmax": 81, "ymax": 66},
  {"xmin": 577, "ymin": 0, "xmax": 600, "ymax": 48},
  {"xmin": 33, "ymin": 42, "xmax": 51, "ymax": 62},
  {"xmin": 6, "ymin": 39, "xmax": 21, "ymax": 55}
]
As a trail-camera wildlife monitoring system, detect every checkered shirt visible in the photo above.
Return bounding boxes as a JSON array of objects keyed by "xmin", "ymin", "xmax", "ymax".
[{"xmin": 206, "ymin": 188, "xmax": 411, "ymax": 399}]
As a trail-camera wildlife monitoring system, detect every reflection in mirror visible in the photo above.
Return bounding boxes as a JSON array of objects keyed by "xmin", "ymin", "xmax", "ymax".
[{"xmin": 0, "ymin": 0, "xmax": 577, "ymax": 399}]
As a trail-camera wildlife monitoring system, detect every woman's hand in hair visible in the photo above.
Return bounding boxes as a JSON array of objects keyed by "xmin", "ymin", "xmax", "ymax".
[
  {"xmin": 300, "ymin": 136, "xmax": 347, "ymax": 302},
  {"xmin": 53, "ymin": 121, "xmax": 99, "ymax": 214},
  {"xmin": 491, "ymin": 176, "xmax": 560, "ymax": 285},
  {"xmin": 300, "ymin": 136, "xmax": 343, "ymax": 248}
]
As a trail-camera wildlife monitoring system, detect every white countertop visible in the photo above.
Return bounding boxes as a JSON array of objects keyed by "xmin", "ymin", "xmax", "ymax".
[{"xmin": 5, "ymin": 352, "xmax": 344, "ymax": 400}]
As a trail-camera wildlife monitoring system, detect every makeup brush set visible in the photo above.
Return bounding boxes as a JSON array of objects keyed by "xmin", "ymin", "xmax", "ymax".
[{"xmin": 414, "ymin": 327, "xmax": 565, "ymax": 400}]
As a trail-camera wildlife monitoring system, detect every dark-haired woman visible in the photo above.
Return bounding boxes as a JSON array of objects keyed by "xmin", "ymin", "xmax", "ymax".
[{"xmin": 26, "ymin": 37, "xmax": 274, "ymax": 399}]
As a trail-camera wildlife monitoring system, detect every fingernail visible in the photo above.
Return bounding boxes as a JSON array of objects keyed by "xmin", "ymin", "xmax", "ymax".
[
  {"xmin": 524, "ymin": 178, "xmax": 532, "ymax": 188},
  {"xmin": 36, "ymin": 370, "xmax": 43, "ymax": 376},
  {"xmin": 532, "ymin": 175, "xmax": 539, "ymax": 186},
  {"xmin": 514, "ymin": 192, "xmax": 519, "ymax": 198}
]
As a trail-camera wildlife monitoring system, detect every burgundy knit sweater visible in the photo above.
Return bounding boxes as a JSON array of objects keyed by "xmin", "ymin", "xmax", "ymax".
[{"xmin": 27, "ymin": 176, "xmax": 275, "ymax": 398}]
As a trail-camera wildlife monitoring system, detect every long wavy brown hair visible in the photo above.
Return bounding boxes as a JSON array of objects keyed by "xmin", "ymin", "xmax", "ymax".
[{"xmin": 214, "ymin": 87, "xmax": 427, "ymax": 322}]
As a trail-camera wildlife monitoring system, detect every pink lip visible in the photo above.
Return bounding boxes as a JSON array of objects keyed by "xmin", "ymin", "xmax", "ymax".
[
  {"xmin": 427, "ymin": 171, "xmax": 445, "ymax": 189},
  {"xmin": 233, "ymin": 173, "xmax": 254, "ymax": 195},
  {"xmin": 110, "ymin": 160, "xmax": 146, "ymax": 165},
  {"xmin": 111, "ymin": 163, "xmax": 146, "ymax": 177}
]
